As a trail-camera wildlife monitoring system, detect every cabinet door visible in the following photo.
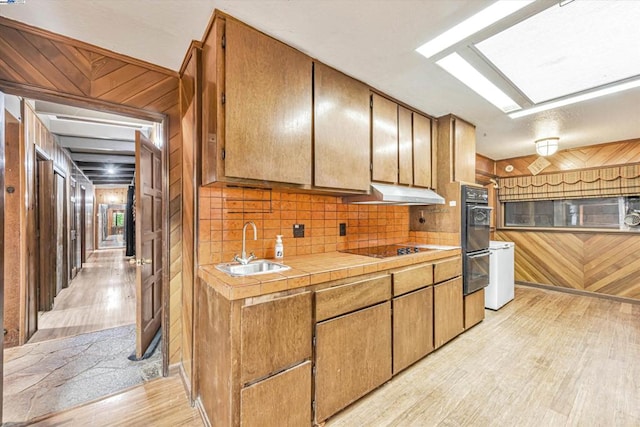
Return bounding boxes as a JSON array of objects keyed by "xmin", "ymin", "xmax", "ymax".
[
  {"xmin": 464, "ymin": 288, "xmax": 485, "ymax": 329},
  {"xmin": 240, "ymin": 361, "xmax": 311, "ymax": 427},
  {"xmin": 453, "ymin": 117, "xmax": 476, "ymax": 183},
  {"xmin": 225, "ymin": 19, "xmax": 312, "ymax": 185},
  {"xmin": 393, "ymin": 287, "xmax": 433, "ymax": 374},
  {"xmin": 413, "ymin": 113, "xmax": 432, "ymax": 188},
  {"xmin": 398, "ymin": 106, "xmax": 413, "ymax": 185},
  {"xmin": 241, "ymin": 292, "xmax": 312, "ymax": 384},
  {"xmin": 371, "ymin": 93, "xmax": 398, "ymax": 183},
  {"xmin": 434, "ymin": 277, "xmax": 464, "ymax": 348},
  {"xmin": 314, "ymin": 63, "xmax": 370, "ymax": 191},
  {"xmin": 315, "ymin": 302, "xmax": 392, "ymax": 423}
]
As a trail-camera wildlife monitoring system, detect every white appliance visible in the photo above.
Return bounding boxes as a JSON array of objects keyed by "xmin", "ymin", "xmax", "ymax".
[{"xmin": 486, "ymin": 241, "xmax": 515, "ymax": 310}]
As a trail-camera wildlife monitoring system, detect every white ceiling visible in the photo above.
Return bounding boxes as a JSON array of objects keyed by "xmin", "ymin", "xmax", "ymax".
[{"xmin": 2, "ymin": 0, "xmax": 640, "ymax": 160}]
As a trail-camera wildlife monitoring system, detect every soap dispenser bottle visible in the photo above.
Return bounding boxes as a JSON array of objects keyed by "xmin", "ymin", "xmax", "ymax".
[{"xmin": 274, "ymin": 235, "xmax": 284, "ymax": 259}]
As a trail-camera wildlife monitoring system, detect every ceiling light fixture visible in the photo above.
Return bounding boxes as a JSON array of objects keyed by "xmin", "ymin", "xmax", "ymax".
[
  {"xmin": 535, "ymin": 137, "xmax": 559, "ymax": 156},
  {"xmin": 415, "ymin": 0, "xmax": 535, "ymax": 59},
  {"xmin": 509, "ymin": 77, "xmax": 640, "ymax": 119},
  {"xmin": 436, "ymin": 53, "xmax": 520, "ymax": 112}
]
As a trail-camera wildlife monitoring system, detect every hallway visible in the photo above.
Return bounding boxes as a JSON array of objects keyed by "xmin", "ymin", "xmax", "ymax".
[
  {"xmin": 28, "ymin": 249, "xmax": 135, "ymax": 344},
  {"xmin": 2, "ymin": 248, "xmax": 161, "ymax": 423}
]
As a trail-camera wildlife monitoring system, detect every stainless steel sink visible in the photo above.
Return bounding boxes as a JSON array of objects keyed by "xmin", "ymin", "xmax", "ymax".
[{"xmin": 215, "ymin": 260, "xmax": 291, "ymax": 276}]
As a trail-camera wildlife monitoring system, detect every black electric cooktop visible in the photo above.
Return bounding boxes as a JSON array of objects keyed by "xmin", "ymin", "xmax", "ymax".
[{"xmin": 339, "ymin": 244, "xmax": 435, "ymax": 258}]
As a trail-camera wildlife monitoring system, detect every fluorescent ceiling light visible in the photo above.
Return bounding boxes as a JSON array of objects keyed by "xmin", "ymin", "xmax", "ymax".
[
  {"xmin": 509, "ymin": 78, "xmax": 640, "ymax": 119},
  {"xmin": 437, "ymin": 53, "xmax": 520, "ymax": 113},
  {"xmin": 416, "ymin": 0, "xmax": 534, "ymax": 59},
  {"xmin": 477, "ymin": 1, "xmax": 640, "ymax": 103}
]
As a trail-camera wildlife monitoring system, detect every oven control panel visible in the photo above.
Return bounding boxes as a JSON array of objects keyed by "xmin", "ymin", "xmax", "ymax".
[{"xmin": 463, "ymin": 186, "xmax": 488, "ymax": 204}]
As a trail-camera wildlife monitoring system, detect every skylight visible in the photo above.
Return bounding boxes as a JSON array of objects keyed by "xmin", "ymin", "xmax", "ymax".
[
  {"xmin": 437, "ymin": 53, "xmax": 520, "ymax": 113},
  {"xmin": 415, "ymin": 0, "xmax": 534, "ymax": 59},
  {"xmin": 476, "ymin": 1, "xmax": 640, "ymax": 104}
]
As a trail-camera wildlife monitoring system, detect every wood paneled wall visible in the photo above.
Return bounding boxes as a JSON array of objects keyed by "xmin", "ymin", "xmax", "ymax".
[
  {"xmin": 95, "ymin": 187, "xmax": 128, "ymax": 205},
  {"xmin": 494, "ymin": 138, "xmax": 640, "ymax": 177},
  {"xmin": 495, "ymin": 230, "xmax": 640, "ymax": 300},
  {"xmin": 0, "ymin": 17, "xmax": 183, "ymax": 363}
]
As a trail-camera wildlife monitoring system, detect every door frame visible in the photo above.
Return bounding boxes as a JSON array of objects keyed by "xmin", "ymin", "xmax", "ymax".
[{"xmin": 0, "ymin": 87, "xmax": 171, "ymax": 376}]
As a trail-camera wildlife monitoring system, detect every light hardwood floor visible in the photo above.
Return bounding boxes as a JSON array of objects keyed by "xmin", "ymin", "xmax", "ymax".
[
  {"xmin": 28, "ymin": 374, "xmax": 203, "ymax": 426},
  {"xmin": 327, "ymin": 286, "xmax": 640, "ymax": 426},
  {"xmin": 29, "ymin": 249, "xmax": 136, "ymax": 343}
]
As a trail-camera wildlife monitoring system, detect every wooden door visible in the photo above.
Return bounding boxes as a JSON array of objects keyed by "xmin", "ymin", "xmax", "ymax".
[
  {"xmin": 398, "ymin": 106, "xmax": 413, "ymax": 185},
  {"xmin": 314, "ymin": 62, "xmax": 370, "ymax": 191},
  {"xmin": 413, "ymin": 113, "xmax": 432, "ymax": 188},
  {"xmin": 0, "ymin": 91, "xmax": 6, "ymax": 421},
  {"xmin": 314, "ymin": 302, "xmax": 392, "ymax": 423},
  {"xmin": 37, "ymin": 159, "xmax": 55, "ymax": 311},
  {"xmin": 225, "ymin": 19, "xmax": 312, "ymax": 185},
  {"xmin": 134, "ymin": 131, "xmax": 163, "ymax": 359},
  {"xmin": 54, "ymin": 173, "xmax": 67, "ymax": 294},
  {"xmin": 393, "ymin": 287, "xmax": 433, "ymax": 374},
  {"xmin": 371, "ymin": 93, "xmax": 398, "ymax": 183},
  {"xmin": 434, "ymin": 277, "xmax": 464, "ymax": 348}
]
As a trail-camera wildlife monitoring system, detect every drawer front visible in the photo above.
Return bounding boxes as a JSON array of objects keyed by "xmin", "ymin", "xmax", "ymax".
[
  {"xmin": 392, "ymin": 263, "xmax": 433, "ymax": 296},
  {"xmin": 433, "ymin": 256, "xmax": 462, "ymax": 284},
  {"xmin": 315, "ymin": 274, "xmax": 391, "ymax": 322},
  {"xmin": 241, "ymin": 292, "xmax": 312, "ymax": 384}
]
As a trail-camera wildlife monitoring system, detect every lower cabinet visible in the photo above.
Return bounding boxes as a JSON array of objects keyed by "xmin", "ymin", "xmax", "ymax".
[
  {"xmin": 393, "ymin": 287, "xmax": 433, "ymax": 374},
  {"xmin": 314, "ymin": 302, "xmax": 392, "ymax": 423},
  {"xmin": 464, "ymin": 288, "xmax": 485, "ymax": 329},
  {"xmin": 240, "ymin": 361, "xmax": 312, "ymax": 427},
  {"xmin": 434, "ymin": 277, "xmax": 464, "ymax": 348}
]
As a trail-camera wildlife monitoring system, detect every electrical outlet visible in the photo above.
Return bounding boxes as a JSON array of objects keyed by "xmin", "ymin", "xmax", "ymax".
[
  {"xmin": 339, "ymin": 223, "xmax": 347, "ymax": 236},
  {"xmin": 293, "ymin": 224, "xmax": 305, "ymax": 238}
]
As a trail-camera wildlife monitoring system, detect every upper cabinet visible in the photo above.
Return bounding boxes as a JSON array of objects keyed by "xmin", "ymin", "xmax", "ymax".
[
  {"xmin": 225, "ymin": 19, "xmax": 312, "ymax": 185},
  {"xmin": 202, "ymin": 16, "xmax": 312, "ymax": 186},
  {"xmin": 314, "ymin": 63, "xmax": 370, "ymax": 192},
  {"xmin": 372, "ymin": 95, "xmax": 433, "ymax": 187},
  {"xmin": 371, "ymin": 94, "xmax": 399, "ymax": 184},
  {"xmin": 436, "ymin": 114, "xmax": 476, "ymax": 186}
]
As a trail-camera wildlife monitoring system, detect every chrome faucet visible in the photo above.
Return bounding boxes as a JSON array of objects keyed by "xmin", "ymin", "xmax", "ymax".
[{"xmin": 234, "ymin": 221, "xmax": 257, "ymax": 265}]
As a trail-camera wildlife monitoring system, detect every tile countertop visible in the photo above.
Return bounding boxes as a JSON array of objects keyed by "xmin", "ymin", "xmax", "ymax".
[{"xmin": 198, "ymin": 248, "xmax": 461, "ymax": 300}]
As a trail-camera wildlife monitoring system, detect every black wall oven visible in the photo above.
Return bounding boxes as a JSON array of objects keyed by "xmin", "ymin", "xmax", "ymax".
[{"xmin": 461, "ymin": 186, "xmax": 491, "ymax": 295}]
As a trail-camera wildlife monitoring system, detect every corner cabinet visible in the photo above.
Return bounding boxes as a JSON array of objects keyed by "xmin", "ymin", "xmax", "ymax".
[
  {"xmin": 202, "ymin": 15, "xmax": 312, "ymax": 186},
  {"xmin": 314, "ymin": 62, "xmax": 370, "ymax": 192}
]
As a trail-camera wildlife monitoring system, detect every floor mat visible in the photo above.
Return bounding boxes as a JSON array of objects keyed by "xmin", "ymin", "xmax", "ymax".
[{"xmin": 2, "ymin": 324, "xmax": 162, "ymax": 424}]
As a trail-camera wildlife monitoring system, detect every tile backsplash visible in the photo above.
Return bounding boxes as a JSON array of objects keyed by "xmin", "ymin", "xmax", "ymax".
[{"xmin": 198, "ymin": 187, "xmax": 412, "ymax": 265}]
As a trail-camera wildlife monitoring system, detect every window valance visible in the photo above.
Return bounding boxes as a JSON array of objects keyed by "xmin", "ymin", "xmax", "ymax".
[{"xmin": 498, "ymin": 164, "xmax": 640, "ymax": 201}]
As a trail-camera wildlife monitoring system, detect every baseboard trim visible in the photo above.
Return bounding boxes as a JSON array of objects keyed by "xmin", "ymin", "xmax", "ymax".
[
  {"xmin": 195, "ymin": 397, "xmax": 212, "ymax": 427},
  {"xmin": 516, "ymin": 281, "xmax": 640, "ymax": 305}
]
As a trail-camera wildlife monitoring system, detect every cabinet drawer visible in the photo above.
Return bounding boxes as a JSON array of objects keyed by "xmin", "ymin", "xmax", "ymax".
[
  {"xmin": 392, "ymin": 263, "xmax": 433, "ymax": 296},
  {"xmin": 241, "ymin": 292, "xmax": 312, "ymax": 384},
  {"xmin": 315, "ymin": 274, "xmax": 391, "ymax": 322},
  {"xmin": 240, "ymin": 361, "xmax": 312, "ymax": 427},
  {"xmin": 433, "ymin": 256, "xmax": 462, "ymax": 283}
]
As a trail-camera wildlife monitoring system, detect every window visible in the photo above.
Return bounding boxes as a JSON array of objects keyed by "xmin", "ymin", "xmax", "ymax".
[{"xmin": 504, "ymin": 197, "xmax": 636, "ymax": 230}]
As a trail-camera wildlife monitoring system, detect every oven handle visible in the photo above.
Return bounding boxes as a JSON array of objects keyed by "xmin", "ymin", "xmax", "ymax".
[
  {"xmin": 470, "ymin": 206, "xmax": 493, "ymax": 211},
  {"xmin": 468, "ymin": 249, "xmax": 491, "ymax": 258}
]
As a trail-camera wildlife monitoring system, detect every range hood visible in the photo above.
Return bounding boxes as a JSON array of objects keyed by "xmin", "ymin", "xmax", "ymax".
[{"xmin": 342, "ymin": 183, "xmax": 445, "ymax": 206}]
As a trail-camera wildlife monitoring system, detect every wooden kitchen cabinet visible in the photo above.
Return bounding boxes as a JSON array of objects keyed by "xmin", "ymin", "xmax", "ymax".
[
  {"xmin": 436, "ymin": 114, "xmax": 476, "ymax": 186},
  {"xmin": 393, "ymin": 287, "xmax": 434, "ymax": 374},
  {"xmin": 240, "ymin": 292, "xmax": 312, "ymax": 383},
  {"xmin": 202, "ymin": 15, "xmax": 312, "ymax": 186},
  {"xmin": 371, "ymin": 93, "xmax": 399, "ymax": 183},
  {"xmin": 315, "ymin": 302, "xmax": 392, "ymax": 423},
  {"xmin": 240, "ymin": 361, "xmax": 311, "ymax": 427},
  {"xmin": 314, "ymin": 62, "xmax": 370, "ymax": 191},
  {"xmin": 398, "ymin": 105, "xmax": 413, "ymax": 185},
  {"xmin": 434, "ymin": 277, "xmax": 464, "ymax": 348},
  {"xmin": 413, "ymin": 113, "xmax": 433, "ymax": 188},
  {"xmin": 464, "ymin": 288, "xmax": 485, "ymax": 329}
]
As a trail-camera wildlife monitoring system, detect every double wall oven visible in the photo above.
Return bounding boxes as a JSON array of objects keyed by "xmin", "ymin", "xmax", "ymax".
[{"xmin": 461, "ymin": 185, "xmax": 491, "ymax": 295}]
